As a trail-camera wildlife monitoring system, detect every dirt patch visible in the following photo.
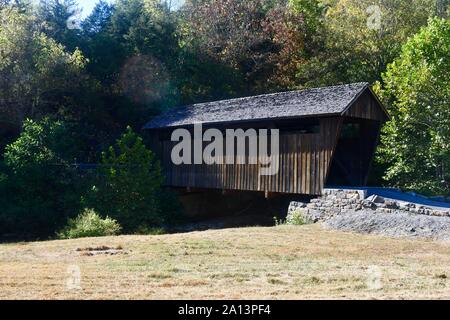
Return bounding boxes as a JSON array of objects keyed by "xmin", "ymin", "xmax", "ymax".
[{"xmin": 76, "ymin": 245, "xmax": 129, "ymax": 256}]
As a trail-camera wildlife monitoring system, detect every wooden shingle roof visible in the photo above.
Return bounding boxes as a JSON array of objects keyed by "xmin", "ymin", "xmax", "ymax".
[{"xmin": 144, "ymin": 82, "xmax": 381, "ymax": 129}]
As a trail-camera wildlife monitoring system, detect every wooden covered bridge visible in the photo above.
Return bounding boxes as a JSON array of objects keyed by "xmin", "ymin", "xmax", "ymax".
[{"xmin": 144, "ymin": 83, "xmax": 389, "ymax": 196}]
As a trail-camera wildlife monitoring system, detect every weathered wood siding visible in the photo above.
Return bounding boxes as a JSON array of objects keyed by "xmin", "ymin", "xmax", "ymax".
[
  {"xmin": 344, "ymin": 90, "xmax": 387, "ymax": 121},
  {"xmin": 154, "ymin": 117, "xmax": 343, "ymax": 196},
  {"xmin": 146, "ymin": 87, "xmax": 388, "ymax": 196}
]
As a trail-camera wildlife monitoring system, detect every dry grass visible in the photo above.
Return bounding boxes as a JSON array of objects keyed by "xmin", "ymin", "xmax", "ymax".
[{"xmin": 0, "ymin": 224, "xmax": 449, "ymax": 300}]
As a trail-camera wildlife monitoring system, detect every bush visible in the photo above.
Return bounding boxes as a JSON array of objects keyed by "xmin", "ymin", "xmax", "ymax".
[
  {"xmin": 86, "ymin": 127, "xmax": 182, "ymax": 233},
  {"xmin": 57, "ymin": 209, "xmax": 121, "ymax": 239},
  {"xmin": 274, "ymin": 210, "xmax": 307, "ymax": 226},
  {"xmin": 0, "ymin": 118, "xmax": 83, "ymax": 237},
  {"xmin": 286, "ymin": 210, "xmax": 307, "ymax": 226}
]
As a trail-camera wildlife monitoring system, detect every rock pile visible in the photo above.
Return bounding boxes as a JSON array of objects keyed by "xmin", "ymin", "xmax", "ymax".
[{"xmin": 288, "ymin": 189, "xmax": 450, "ymax": 223}]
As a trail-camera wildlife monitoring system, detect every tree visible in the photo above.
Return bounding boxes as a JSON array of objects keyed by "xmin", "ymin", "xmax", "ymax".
[
  {"xmin": 79, "ymin": 0, "xmax": 181, "ymax": 131},
  {"xmin": 0, "ymin": 6, "xmax": 119, "ymax": 161},
  {"xmin": 292, "ymin": 0, "xmax": 446, "ymax": 87},
  {"xmin": 110, "ymin": 0, "xmax": 178, "ymax": 60},
  {"xmin": 36, "ymin": 0, "xmax": 82, "ymax": 51},
  {"xmin": 86, "ymin": 127, "xmax": 166, "ymax": 232},
  {"xmin": 181, "ymin": 0, "xmax": 305, "ymax": 94},
  {"xmin": 0, "ymin": 118, "xmax": 82, "ymax": 237},
  {"xmin": 376, "ymin": 18, "xmax": 450, "ymax": 195},
  {"xmin": 81, "ymin": 0, "xmax": 115, "ymax": 35},
  {"xmin": 0, "ymin": 0, "xmax": 30, "ymax": 12},
  {"xmin": 0, "ymin": 7, "xmax": 88, "ymax": 129},
  {"xmin": 80, "ymin": 0, "xmax": 121, "ymax": 85}
]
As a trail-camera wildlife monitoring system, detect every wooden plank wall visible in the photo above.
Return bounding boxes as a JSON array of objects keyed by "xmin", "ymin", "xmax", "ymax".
[
  {"xmin": 345, "ymin": 90, "xmax": 387, "ymax": 121},
  {"xmin": 156, "ymin": 117, "xmax": 343, "ymax": 196}
]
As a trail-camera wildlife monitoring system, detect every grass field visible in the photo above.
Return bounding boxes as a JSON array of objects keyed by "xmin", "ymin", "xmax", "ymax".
[{"xmin": 0, "ymin": 224, "xmax": 449, "ymax": 300}]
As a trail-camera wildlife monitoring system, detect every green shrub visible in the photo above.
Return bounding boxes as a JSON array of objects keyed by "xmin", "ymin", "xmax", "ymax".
[
  {"xmin": 85, "ymin": 127, "xmax": 182, "ymax": 233},
  {"xmin": 286, "ymin": 210, "xmax": 307, "ymax": 226},
  {"xmin": 274, "ymin": 210, "xmax": 307, "ymax": 226},
  {"xmin": 57, "ymin": 209, "xmax": 121, "ymax": 239},
  {"xmin": 0, "ymin": 119, "xmax": 83, "ymax": 237}
]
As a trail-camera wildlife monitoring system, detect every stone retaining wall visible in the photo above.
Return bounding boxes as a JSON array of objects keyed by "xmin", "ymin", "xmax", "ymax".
[{"xmin": 288, "ymin": 189, "xmax": 450, "ymax": 223}]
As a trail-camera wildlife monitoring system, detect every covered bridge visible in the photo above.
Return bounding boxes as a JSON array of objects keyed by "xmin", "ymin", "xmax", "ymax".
[{"xmin": 144, "ymin": 82, "xmax": 389, "ymax": 196}]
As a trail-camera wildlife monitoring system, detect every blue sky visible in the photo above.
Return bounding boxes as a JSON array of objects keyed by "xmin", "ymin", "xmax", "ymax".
[
  {"xmin": 77, "ymin": 0, "xmax": 184, "ymax": 18},
  {"xmin": 78, "ymin": 0, "xmax": 111, "ymax": 18}
]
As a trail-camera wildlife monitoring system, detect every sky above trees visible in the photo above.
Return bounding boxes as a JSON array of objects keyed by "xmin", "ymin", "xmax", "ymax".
[
  {"xmin": 78, "ymin": 0, "xmax": 184, "ymax": 17},
  {"xmin": 78, "ymin": 0, "xmax": 104, "ymax": 17}
]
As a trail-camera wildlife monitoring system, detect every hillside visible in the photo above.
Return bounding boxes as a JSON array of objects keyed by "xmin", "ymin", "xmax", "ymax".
[{"xmin": 0, "ymin": 225, "xmax": 449, "ymax": 300}]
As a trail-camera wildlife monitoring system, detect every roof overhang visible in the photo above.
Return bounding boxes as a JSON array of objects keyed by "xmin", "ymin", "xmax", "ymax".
[{"xmin": 143, "ymin": 83, "xmax": 390, "ymax": 130}]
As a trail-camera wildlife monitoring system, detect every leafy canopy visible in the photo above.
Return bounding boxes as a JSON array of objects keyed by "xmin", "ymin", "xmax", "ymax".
[
  {"xmin": 0, "ymin": 7, "xmax": 87, "ymax": 127},
  {"xmin": 292, "ymin": 0, "xmax": 444, "ymax": 86},
  {"xmin": 87, "ymin": 127, "xmax": 165, "ymax": 232},
  {"xmin": 0, "ymin": 118, "xmax": 81, "ymax": 236},
  {"xmin": 376, "ymin": 18, "xmax": 450, "ymax": 195}
]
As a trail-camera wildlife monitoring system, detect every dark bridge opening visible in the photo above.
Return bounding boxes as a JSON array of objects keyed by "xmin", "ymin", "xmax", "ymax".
[{"xmin": 326, "ymin": 118, "xmax": 381, "ymax": 187}]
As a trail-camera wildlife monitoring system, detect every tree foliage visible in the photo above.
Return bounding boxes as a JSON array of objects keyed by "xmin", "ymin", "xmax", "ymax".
[
  {"xmin": 37, "ymin": 0, "xmax": 82, "ymax": 51},
  {"xmin": 0, "ymin": 7, "xmax": 87, "ymax": 128},
  {"xmin": 376, "ymin": 18, "xmax": 450, "ymax": 195},
  {"xmin": 0, "ymin": 118, "xmax": 81, "ymax": 237},
  {"xmin": 292, "ymin": 0, "xmax": 446, "ymax": 86},
  {"xmin": 86, "ymin": 127, "xmax": 166, "ymax": 232},
  {"xmin": 181, "ymin": 0, "xmax": 305, "ymax": 93}
]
